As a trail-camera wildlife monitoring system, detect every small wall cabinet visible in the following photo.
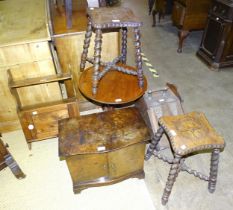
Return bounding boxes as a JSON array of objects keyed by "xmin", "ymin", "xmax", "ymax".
[{"xmin": 8, "ymin": 70, "xmax": 79, "ymax": 148}]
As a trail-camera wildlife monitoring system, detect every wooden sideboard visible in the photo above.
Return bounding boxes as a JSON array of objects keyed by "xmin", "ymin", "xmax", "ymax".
[{"xmin": 172, "ymin": 0, "xmax": 212, "ymax": 53}]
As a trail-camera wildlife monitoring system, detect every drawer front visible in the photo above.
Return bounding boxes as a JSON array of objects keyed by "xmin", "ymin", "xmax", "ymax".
[
  {"xmin": 108, "ymin": 143, "xmax": 146, "ymax": 179},
  {"xmin": 19, "ymin": 101, "xmax": 79, "ymax": 142},
  {"xmin": 172, "ymin": 1, "xmax": 186, "ymax": 26}
]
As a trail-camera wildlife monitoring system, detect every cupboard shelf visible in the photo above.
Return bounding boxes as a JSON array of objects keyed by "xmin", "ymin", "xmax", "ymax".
[{"xmin": 9, "ymin": 73, "xmax": 72, "ymax": 88}]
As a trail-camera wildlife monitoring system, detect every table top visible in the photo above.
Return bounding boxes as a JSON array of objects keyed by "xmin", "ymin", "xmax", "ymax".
[
  {"xmin": 58, "ymin": 107, "xmax": 150, "ymax": 157},
  {"xmin": 0, "ymin": 0, "xmax": 50, "ymax": 47},
  {"xmin": 78, "ymin": 65, "xmax": 147, "ymax": 105}
]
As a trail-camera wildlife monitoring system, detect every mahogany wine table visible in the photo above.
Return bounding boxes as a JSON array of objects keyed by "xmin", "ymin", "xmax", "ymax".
[{"xmin": 78, "ymin": 64, "xmax": 147, "ymax": 105}]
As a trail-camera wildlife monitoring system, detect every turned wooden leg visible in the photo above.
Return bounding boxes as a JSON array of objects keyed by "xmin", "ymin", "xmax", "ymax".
[
  {"xmin": 145, "ymin": 126, "xmax": 164, "ymax": 160},
  {"xmin": 121, "ymin": 27, "xmax": 128, "ymax": 64},
  {"xmin": 152, "ymin": 10, "xmax": 156, "ymax": 27},
  {"xmin": 148, "ymin": 0, "xmax": 155, "ymax": 15},
  {"xmin": 134, "ymin": 27, "xmax": 144, "ymax": 88},
  {"xmin": 80, "ymin": 20, "xmax": 92, "ymax": 71},
  {"xmin": 93, "ymin": 29, "xmax": 102, "ymax": 95},
  {"xmin": 177, "ymin": 30, "xmax": 189, "ymax": 53},
  {"xmin": 162, "ymin": 155, "xmax": 181, "ymax": 205},
  {"xmin": 65, "ymin": 0, "xmax": 72, "ymax": 29},
  {"xmin": 208, "ymin": 149, "xmax": 220, "ymax": 193}
]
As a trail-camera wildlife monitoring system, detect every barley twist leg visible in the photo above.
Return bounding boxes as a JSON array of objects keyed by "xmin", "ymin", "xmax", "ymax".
[
  {"xmin": 93, "ymin": 29, "xmax": 102, "ymax": 95},
  {"xmin": 162, "ymin": 155, "xmax": 182, "ymax": 205},
  {"xmin": 208, "ymin": 149, "xmax": 220, "ymax": 193},
  {"xmin": 134, "ymin": 27, "xmax": 144, "ymax": 88},
  {"xmin": 80, "ymin": 20, "xmax": 92, "ymax": 71}
]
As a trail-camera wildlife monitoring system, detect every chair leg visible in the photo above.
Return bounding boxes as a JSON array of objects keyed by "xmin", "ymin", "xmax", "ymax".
[
  {"xmin": 152, "ymin": 10, "xmax": 157, "ymax": 27},
  {"xmin": 208, "ymin": 149, "xmax": 220, "ymax": 193},
  {"xmin": 162, "ymin": 155, "xmax": 182, "ymax": 205},
  {"xmin": 121, "ymin": 27, "xmax": 128, "ymax": 64},
  {"xmin": 93, "ymin": 28, "xmax": 102, "ymax": 95},
  {"xmin": 80, "ymin": 20, "xmax": 92, "ymax": 72},
  {"xmin": 145, "ymin": 126, "xmax": 164, "ymax": 160},
  {"xmin": 134, "ymin": 27, "xmax": 144, "ymax": 88},
  {"xmin": 177, "ymin": 30, "xmax": 189, "ymax": 53}
]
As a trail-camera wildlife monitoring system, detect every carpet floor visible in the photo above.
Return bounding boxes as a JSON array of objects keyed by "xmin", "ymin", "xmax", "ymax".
[{"xmin": 0, "ymin": 130, "xmax": 155, "ymax": 210}]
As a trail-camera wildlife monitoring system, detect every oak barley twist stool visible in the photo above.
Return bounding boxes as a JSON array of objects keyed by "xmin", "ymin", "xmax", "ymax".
[
  {"xmin": 145, "ymin": 111, "xmax": 225, "ymax": 205},
  {"xmin": 80, "ymin": 7, "xmax": 145, "ymax": 95}
]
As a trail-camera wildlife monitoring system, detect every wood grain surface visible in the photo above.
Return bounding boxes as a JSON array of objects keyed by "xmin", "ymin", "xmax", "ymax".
[
  {"xmin": 0, "ymin": 0, "xmax": 50, "ymax": 47},
  {"xmin": 78, "ymin": 65, "xmax": 147, "ymax": 105}
]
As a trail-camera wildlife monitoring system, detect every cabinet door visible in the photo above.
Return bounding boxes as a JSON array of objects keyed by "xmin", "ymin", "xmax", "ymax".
[
  {"xmin": 66, "ymin": 153, "xmax": 108, "ymax": 187},
  {"xmin": 19, "ymin": 101, "xmax": 79, "ymax": 142},
  {"xmin": 31, "ymin": 105, "xmax": 70, "ymax": 140},
  {"xmin": 108, "ymin": 143, "xmax": 146, "ymax": 179}
]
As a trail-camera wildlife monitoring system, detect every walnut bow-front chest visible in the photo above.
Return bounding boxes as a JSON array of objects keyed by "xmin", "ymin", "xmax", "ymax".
[{"xmin": 58, "ymin": 107, "xmax": 150, "ymax": 193}]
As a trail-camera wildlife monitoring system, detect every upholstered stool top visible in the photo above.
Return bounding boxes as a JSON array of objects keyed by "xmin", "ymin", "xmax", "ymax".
[
  {"xmin": 87, "ymin": 7, "xmax": 142, "ymax": 29},
  {"xmin": 159, "ymin": 112, "xmax": 225, "ymax": 156}
]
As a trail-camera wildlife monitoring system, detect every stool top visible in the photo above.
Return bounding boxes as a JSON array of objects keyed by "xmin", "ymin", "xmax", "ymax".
[
  {"xmin": 159, "ymin": 112, "xmax": 225, "ymax": 156},
  {"xmin": 87, "ymin": 7, "xmax": 142, "ymax": 29},
  {"xmin": 58, "ymin": 107, "xmax": 150, "ymax": 157}
]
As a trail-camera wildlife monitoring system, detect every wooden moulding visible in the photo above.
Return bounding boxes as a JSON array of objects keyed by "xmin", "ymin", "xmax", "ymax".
[{"xmin": 9, "ymin": 73, "xmax": 72, "ymax": 88}]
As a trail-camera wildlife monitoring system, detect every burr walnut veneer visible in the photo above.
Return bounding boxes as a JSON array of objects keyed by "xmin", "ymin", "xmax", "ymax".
[{"xmin": 59, "ymin": 107, "xmax": 150, "ymax": 193}]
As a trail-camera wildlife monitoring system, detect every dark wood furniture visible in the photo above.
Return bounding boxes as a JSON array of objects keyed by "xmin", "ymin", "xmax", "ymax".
[
  {"xmin": 59, "ymin": 107, "xmax": 150, "ymax": 193},
  {"xmin": 149, "ymin": 0, "xmax": 174, "ymax": 27},
  {"xmin": 80, "ymin": 7, "xmax": 146, "ymax": 98},
  {"xmin": 146, "ymin": 112, "xmax": 225, "ymax": 205},
  {"xmin": 197, "ymin": 0, "xmax": 233, "ymax": 70},
  {"xmin": 135, "ymin": 84, "xmax": 184, "ymax": 136},
  {"xmin": 172, "ymin": 0, "xmax": 212, "ymax": 53},
  {"xmin": 79, "ymin": 65, "xmax": 147, "ymax": 105},
  {"xmin": 0, "ymin": 134, "xmax": 25, "ymax": 179},
  {"xmin": 99, "ymin": 0, "xmax": 120, "ymax": 6}
]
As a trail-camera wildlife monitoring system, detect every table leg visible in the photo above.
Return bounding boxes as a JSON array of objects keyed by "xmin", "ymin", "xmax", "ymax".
[{"xmin": 65, "ymin": 0, "xmax": 72, "ymax": 29}]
